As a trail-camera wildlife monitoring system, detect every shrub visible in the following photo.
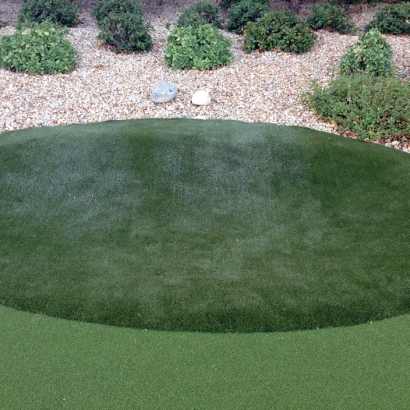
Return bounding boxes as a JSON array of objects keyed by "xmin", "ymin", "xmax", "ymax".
[
  {"xmin": 0, "ymin": 10, "xmax": 7, "ymax": 28},
  {"xmin": 97, "ymin": 12, "xmax": 152, "ymax": 52},
  {"xmin": 176, "ymin": 2, "xmax": 223, "ymax": 29},
  {"xmin": 306, "ymin": 1, "xmax": 354, "ymax": 34},
  {"xmin": 220, "ymin": 0, "xmax": 269, "ymax": 10},
  {"xmin": 17, "ymin": 0, "xmax": 79, "ymax": 27},
  {"xmin": 226, "ymin": 0, "xmax": 269, "ymax": 34},
  {"xmin": 243, "ymin": 10, "xmax": 317, "ymax": 54},
  {"xmin": 301, "ymin": 74, "xmax": 410, "ymax": 140},
  {"xmin": 165, "ymin": 24, "xmax": 232, "ymax": 70},
  {"xmin": 332, "ymin": 0, "xmax": 386, "ymax": 5},
  {"xmin": 0, "ymin": 21, "xmax": 77, "ymax": 74},
  {"xmin": 93, "ymin": 0, "xmax": 143, "ymax": 23},
  {"xmin": 365, "ymin": 2, "xmax": 410, "ymax": 35},
  {"xmin": 339, "ymin": 28, "xmax": 394, "ymax": 77}
]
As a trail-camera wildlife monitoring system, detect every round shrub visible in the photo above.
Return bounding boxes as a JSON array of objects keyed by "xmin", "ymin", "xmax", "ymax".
[
  {"xmin": 17, "ymin": 0, "xmax": 79, "ymax": 27},
  {"xmin": 301, "ymin": 73, "xmax": 410, "ymax": 140},
  {"xmin": 97, "ymin": 12, "xmax": 152, "ymax": 52},
  {"xmin": 93, "ymin": 0, "xmax": 143, "ymax": 24},
  {"xmin": 0, "ymin": 21, "xmax": 77, "ymax": 74},
  {"xmin": 243, "ymin": 10, "xmax": 317, "ymax": 54},
  {"xmin": 365, "ymin": 2, "xmax": 410, "ymax": 35},
  {"xmin": 176, "ymin": 2, "xmax": 223, "ymax": 29},
  {"xmin": 339, "ymin": 28, "xmax": 394, "ymax": 77},
  {"xmin": 226, "ymin": 0, "xmax": 269, "ymax": 34},
  {"xmin": 165, "ymin": 24, "xmax": 232, "ymax": 70},
  {"xmin": 0, "ymin": 10, "xmax": 7, "ymax": 28},
  {"xmin": 306, "ymin": 1, "xmax": 354, "ymax": 34},
  {"xmin": 220, "ymin": 0, "xmax": 269, "ymax": 10}
]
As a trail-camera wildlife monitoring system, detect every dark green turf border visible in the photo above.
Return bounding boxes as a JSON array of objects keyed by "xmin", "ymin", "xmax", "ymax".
[{"xmin": 1, "ymin": 305, "xmax": 410, "ymax": 409}]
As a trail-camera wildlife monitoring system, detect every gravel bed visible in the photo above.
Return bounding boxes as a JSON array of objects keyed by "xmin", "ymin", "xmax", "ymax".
[{"xmin": 0, "ymin": 1, "xmax": 409, "ymax": 152}]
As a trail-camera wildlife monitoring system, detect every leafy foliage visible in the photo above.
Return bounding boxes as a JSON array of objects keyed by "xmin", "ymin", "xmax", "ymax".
[
  {"xmin": 165, "ymin": 24, "xmax": 232, "ymax": 70},
  {"xmin": 97, "ymin": 12, "xmax": 152, "ymax": 52},
  {"xmin": 220, "ymin": 0, "xmax": 269, "ymax": 10},
  {"xmin": 339, "ymin": 28, "xmax": 394, "ymax": 77},
  {"xmin": 176, "ymin": 2, "xmax": 223, "ymax": 29},
  {"xmin": 332, "ymin": 0, "xmax": 385, "ymax": 5},
  {"xmin": 306, "ymin": 1, "xmax": 354, "ymax": 34},
  {"xmin": 0, "ymin": 21, "xmax": 77, "ymax": 74},
  {"xmin": 92, "ymin": 0, "xmax": 143, "ymax": 23},
  {"xmin": 365, "ymin": 2, "xmax": 410, "ymax": 35},
  {"xmin": 243, "ymin": 10, "xmax": 317, "ymax": 54},
  {"xmin": 226, "ymin": 0, "xmax": 269, "ymax": 34},
  {"xmin": 0, "ymin": 10, "xmax": 7, "ymax": 28},
  {"xmin": 301, "ymin": 74, "xmax": 410, "ymax": 140},
  {"xmin": 17, "ymin": 0, "xmax": 79, "ymax": 27}
]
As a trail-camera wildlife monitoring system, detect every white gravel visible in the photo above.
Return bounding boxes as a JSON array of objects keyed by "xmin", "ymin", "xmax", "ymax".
[{"xmin": 0, "ymin": 1, "xmax": 409, "ymax": 151}]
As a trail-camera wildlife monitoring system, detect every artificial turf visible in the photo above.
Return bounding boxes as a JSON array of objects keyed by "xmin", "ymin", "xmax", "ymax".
[
  {"xmin": 1, "ymin": 119, "xmax": 409, "ymax": 332},
  {"xmin": 1, "ymin": 305, "xmax": 410, "ymax": 409}
]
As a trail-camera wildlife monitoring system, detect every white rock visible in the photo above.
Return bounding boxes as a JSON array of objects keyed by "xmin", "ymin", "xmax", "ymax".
[
  {"xmin": 151, "ymin": 81, "xmax": 178, "ymax": 103},
  {"xmin": 192, "ymin": 89, "xmax": 211, "ymax": 106}
]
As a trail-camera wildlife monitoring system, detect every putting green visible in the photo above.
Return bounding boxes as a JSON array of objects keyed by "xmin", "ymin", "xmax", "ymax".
[
  {"xmin": 2, "ymin": 305, "xmax": 410, "ymax": 409},
  {"xmin": 1, "ymin": 119, "xmax": 409, "ymax": 332}
]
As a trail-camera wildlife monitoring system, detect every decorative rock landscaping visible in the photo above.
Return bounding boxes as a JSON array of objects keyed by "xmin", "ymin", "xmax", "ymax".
[
  {"xmin": 0, "ymin": 0, "xmax": 408, "ymax": 151},
  {"xmin": 192, "ymin": 89, "xmax": 211, "ymax": 105},
  {"xmin": 151, "ymin": 81, "xmax": 178, "ymax": 103}
]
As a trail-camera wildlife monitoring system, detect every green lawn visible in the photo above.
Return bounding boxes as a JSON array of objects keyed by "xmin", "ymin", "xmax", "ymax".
[
  {"xmin": 1, "ymin": 118, "xmax": 410, "ymax": 408},
  {"xmin": 1, "ymin": 305, "xmax": 410, "ymax": 409},
  {"xmin": 1, "ymin": 119, "xmax": 410, "ymax": 332}
]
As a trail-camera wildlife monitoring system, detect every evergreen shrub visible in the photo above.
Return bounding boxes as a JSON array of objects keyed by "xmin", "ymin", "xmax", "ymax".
[
  {"xmin": 301, "ymin": 74, "xmax": 410, "ymax": 140},
  {"xmin": 97, "ymin": 12, "xmax": 152, "ymax": 52},
  {"xmin": 93, "ymin": 0, "xmax": 143, "ymax": 23},
  {"xmin": 339, "ymin": 28, "xmax": 394, "ymax": 77},
  {"xmin": 0, "ymin": 21, "xmax": 77, "ymax": 74},
  {"xmin": 306, "ymin": 1, "xmax": 354, "ymax": 34},
  {"xmin": 176, "ymin": 2, "xmax": 223, "ymax": 29},
  {"xmin": 220, "ymin": 0, "xmax": 269, "ymax": 10},
  {"xmin": 165, "ymin": 24, "xmax": 232, "ymax": 70},
  {"xmin": 243, "ymin": 10, "xmax": 317, "ymax": 54},
  {"xmin": 226, "ymin": 0, "xmax": 269, "ymax": 34},
  {"xmin": 365, "ymin": 2, "xmax": 410, "ymax": 35},
  {"xmin": 17, "ymin": 0, "xmax": 79, "ymax": 27},
  {"xmin": 0, "ymin": 10, "xmax": 7, "ymax": 27},
  {"xmin": 332, "ymin": 0, "xmax": 387, "ymax": 5}
]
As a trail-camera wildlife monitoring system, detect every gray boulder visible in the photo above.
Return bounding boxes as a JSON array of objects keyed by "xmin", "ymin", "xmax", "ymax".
[{"xmin": 151, "ymin": 81, "xmax": 178, "ymax": 103}]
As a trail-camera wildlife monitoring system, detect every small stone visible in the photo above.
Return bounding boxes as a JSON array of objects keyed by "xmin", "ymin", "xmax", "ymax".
[
  {"xmin": 192, "ymin": 89, "xmax": 211, "ymax": 106},
  {"xmin": 151, "ymin": 81, "xmax": 178, "ymax": 103}
]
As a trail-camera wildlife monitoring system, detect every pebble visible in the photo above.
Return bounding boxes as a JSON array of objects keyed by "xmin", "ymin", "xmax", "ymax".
[{"xmin": 0, "ymin": 1, "xmax": 408, "ymax": 153}]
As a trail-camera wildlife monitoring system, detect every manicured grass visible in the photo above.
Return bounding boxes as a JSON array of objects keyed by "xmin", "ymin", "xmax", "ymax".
[
  {"xmin": 1, "ymin": 305, "xmax": 410, "ymax": 409},
  {"xmin": 1, "ymin": 119, "xmax": 410, "ymax": 332}
]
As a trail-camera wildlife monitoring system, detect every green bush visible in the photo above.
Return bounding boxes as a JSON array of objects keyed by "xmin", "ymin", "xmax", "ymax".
[
  {"xmin": 339, "ymin": 28, "xmax": 394, "ymax": 77},
  {"xmin": 93, "ymin": 0, "xmax": 143, "ymax": 23},
  {"xmin": 226, "ymin": 0, "xmax": 269, "ymax": 34},
  {"xmin": 0, "ymin": 10, "xmax": 7, "ymax": 28},
  {"xmin": 165, "ymin": 24, "xmax": 232, "ymax": 70},
  {"xmin": 17, "ymin": 0, "xmax": 79, "ymax": 27},
  {"xmin": 243, "ymin": 10, "xmax": 317, "ymax": 54},
  {"xmin": 176, "ymin": 2, "xmax": 223, "ymax": 29},
  {"xmin": 220, "ymin": 0, "xmax": 269, "ymax": 10},
  {"xmin": 97, "ymin": 12, "xmax": 152, "ymax": 52},
  {"xmin": 0, "ymin": 21, "xmax": 77, "ymax": 74},
  {"xmin": 365, "ymin": 2, "xmax": 410, "ymax": 35},
  {"xmin": 332, "ymin": 0, "xmax": 386, "ymax": 5},
  {"xmin": 306, "ymin": 1, "xmax": 354, "ymax": 34},
  {"xmin": 301, "ymin": 74, "xmax": 410, "ymax": 140}
]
